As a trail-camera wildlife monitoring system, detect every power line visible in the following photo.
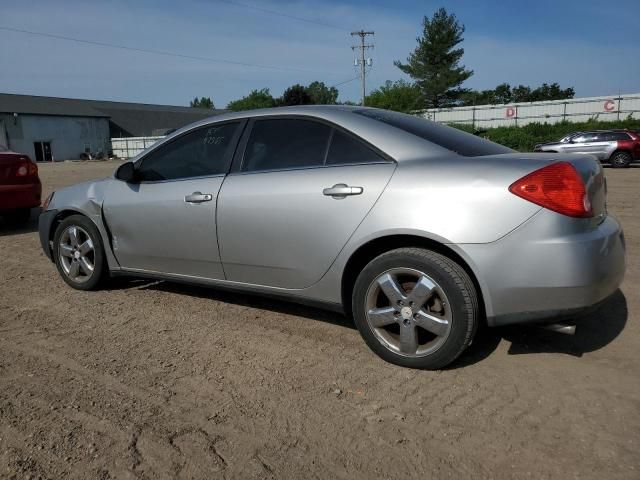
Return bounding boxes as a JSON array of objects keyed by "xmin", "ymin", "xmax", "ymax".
[
  {"xmin": 0, "ymin": 25, "xmax": 331, "ymax": 75},
  {"xmin": 216, "ymin": 0, "xmax": 343, "ymax": 31},
  {"xmin": 351, "ymin": 30, "xmax": 374, "ymax": 106},
  {"xmin": 331, "ymin": 76, "xmax": 360, "ymax": 88}
]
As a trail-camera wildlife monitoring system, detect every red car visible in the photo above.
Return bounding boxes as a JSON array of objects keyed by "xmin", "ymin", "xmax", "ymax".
[{"xmin": 0, "ymin": 145, "xmax": 42, "ymax": 224}]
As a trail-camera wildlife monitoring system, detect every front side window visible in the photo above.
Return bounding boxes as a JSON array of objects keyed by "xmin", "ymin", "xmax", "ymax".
[
  {"xmin": 242, "ymin": 119, "xmax": 331, "ymax": 172},
  {"xmin": 573, "ymin": 133, "xmax": 599, "ymax": 143},
  {"xmin": 137, "ymin": 122, "xmax": 239, "ymax": 181}
]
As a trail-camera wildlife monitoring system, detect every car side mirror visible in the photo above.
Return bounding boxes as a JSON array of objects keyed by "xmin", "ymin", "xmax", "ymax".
[{"xmin": 115, "ymin": 162, "xmax": 138, "ymax": 183}]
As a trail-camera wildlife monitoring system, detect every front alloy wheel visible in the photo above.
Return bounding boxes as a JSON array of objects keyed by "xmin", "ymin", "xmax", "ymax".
[
  {"xmin": 58, "ymin": 225, "xmax": 95, "ymax": 283},
  {"xmin": 53, "ymin": 214, "xmax": 106, "ymax": 291}
]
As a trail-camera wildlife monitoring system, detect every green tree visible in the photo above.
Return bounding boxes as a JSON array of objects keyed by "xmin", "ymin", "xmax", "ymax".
[
  {"xmin": 190, "ymin": 96, "xmax": 215, "ymax": 109},
  {"xmin": 365, "ymin": 80, "xmax": 422, "ymax": 113},
  {"xmin": 305, "ymin": 81, "xmax": 339, "ymax": 104},
  {"xmin": 394, "ymin": 7, "xmax": 473, "ymax": 108},
  {"xmin": 226, "ymin": 88, "xmax": 276, "ymax": 111},
  {"xmin": 511, "ymin": 85, "xmax": 532, "ymax": 103},
  {"xmin": 461, "ymin": 82, "xmax": 575, "ymax": 106},
  {"xmin": 279, "ymin": 84, "xmax": 313, "ymax": 106},
  {"xmin": 529, "ymin": 83, "xmax": 575, "ymax": 102},
  {"xmin": 493, "ymin": 83, "xmax": 512, "ymax": 104}
]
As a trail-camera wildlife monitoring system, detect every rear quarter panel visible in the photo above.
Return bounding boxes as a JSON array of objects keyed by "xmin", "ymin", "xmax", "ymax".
[{"xmin": 350, "ymin": 154, "xmax": 544, "ymax": 246}]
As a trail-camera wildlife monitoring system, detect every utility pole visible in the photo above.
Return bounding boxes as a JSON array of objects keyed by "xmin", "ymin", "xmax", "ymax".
[{"xmin": 351, "ymin": 30, "xmax": 374, "ymax": 106}]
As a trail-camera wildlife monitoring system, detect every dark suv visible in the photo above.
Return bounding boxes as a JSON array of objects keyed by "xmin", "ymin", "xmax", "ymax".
[{"xmin": 534, "ymin": 129, "xmax": 640, "ymax": 167}]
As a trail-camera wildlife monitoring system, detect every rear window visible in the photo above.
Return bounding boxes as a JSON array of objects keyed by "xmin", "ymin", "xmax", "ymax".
[
  {"xmin": 0, "ymin": 145, "xmax": 7, "ymax": 152},
  {"xmin": 354, "ymin": 109, "xmax": 512, "ymax": 157}
]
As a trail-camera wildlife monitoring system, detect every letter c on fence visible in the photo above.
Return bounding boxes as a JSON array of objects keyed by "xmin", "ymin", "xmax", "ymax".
[
  {"xmin": 506, "ymin": 107, "xmax": 516, "ymax": 118},
  {"xmin": 604, "ymin": 100, "xmax": 615, "ymax": 112}
]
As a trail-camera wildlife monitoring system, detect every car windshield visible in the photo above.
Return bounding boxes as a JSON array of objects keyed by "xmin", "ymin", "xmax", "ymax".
[
  {"xmin": 354, "ymin": 109, "xmax": 513, "ymax": 157},
  {"xmin": 0, "ymin": 145, "xmax": 7, "ymax": 152}
]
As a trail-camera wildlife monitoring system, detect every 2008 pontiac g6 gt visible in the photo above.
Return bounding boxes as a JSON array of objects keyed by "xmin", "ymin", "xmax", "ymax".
[{"xmin": 39, "ymin": 106, "xmax": 626, "ymax": 369}]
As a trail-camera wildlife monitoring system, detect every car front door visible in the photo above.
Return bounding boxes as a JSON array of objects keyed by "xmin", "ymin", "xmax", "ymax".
[
  {"xmin": 564, "ymin": 133, "xmax": 607, "ymax": 157},
  {"xmin": 217, "ymin": 117, "xmax": 396, "ymax": 289},
  {"xmin": 103, "ymin": 121, "xmax": 243, "ymax": 279}
]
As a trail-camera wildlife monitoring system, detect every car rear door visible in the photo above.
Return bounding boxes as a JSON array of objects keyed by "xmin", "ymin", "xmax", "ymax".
[
  {"xmin": 217, "ymin": 117, "xmax": 396, "ymax": 289},
  {"xmin": 103, "ymin": 121, "xmax": 244, "ymax": 279}
]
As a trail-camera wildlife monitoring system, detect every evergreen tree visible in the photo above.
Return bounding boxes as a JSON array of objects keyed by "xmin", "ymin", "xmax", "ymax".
[{"xmin": 394, "ymin": 8, "xmax": 473, "ymax": 108}]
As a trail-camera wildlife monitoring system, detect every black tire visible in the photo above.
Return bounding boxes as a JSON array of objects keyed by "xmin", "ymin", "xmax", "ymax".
[
  {"xmin": 352, "ymin": 248, "xmax": 478, "ymax": 370},
  {"xmin": 52, "ymin": 214, "xmax": 107, "ymax": 291},
  {"xmin": 3, "ymin": 208, "xmax": 31, "ymax": 225},
  {"xmin": 610, "ymin": 151, "xmax": 632, "ymax": 168}
]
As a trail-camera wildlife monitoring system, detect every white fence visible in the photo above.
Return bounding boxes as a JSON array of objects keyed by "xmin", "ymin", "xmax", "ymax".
[
  {"xmin": 421, "ymin": 93, "xmax": 640, "ymax": 128},
  {"xmin": 110, "ymin": 136, "xmax": 164, "ymax": 159}
]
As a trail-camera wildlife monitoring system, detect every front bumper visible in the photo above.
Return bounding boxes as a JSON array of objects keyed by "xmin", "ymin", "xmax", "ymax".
[
  {"xmin": 460, "ymin": 211, "xmax": 626, "ymax": 327},
  {"xmin": 0, "ymin": 183, "xmax": 42, "ymax": 211},
  {"xmin": 38, "ymin": 209, "xmax": 58, "ymax": 261}
]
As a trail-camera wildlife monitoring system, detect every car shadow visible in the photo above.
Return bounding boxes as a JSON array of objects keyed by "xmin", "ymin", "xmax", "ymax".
[
  {"xmin": 111, "ymin": 279, "xmax": 627, "ymax": 367},
  {"xmin": 135, "ymin": 280, "xmax": 356, "ymax": 330},
  {"xmin": 449, "ymin": 289, "xmax": 628, "ymax": 368},
  {"xmin": 501, "ymin": 289, "xmax": 628, "ymax": 357},
  {"xmin": 0, "ymin": 207, "xmax": 41, "ymax": 237}
]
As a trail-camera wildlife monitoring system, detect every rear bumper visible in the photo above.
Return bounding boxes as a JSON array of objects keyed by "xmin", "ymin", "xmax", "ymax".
[
  {"xmin": 459, "ymin": 212, "xmax": 626, "ymax": 327},
  {"xmin": 38, "ymin": 209, "xmax": 58, "ymax": 261},
  {"xmin": 0, "ymin": 183, "xmax": 42, "ymax": 211}
]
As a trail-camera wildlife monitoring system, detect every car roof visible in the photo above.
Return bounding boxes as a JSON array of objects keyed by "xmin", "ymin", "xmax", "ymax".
[
  {"xmin": 580, "ymin": 129, "xmax": 633, "ymax": 134},
  {"xmin": 131, "ymin": 106, "xmax": 454, "ymax": 163}
]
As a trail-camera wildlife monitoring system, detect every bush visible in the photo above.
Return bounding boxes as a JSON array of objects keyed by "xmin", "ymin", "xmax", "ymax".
[{"xmin": 449, "ymin": 118, "xmax": 640, "ymax": 151}]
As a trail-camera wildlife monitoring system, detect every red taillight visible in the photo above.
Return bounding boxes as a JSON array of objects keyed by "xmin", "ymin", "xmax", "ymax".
[
  {"xmin": 15, "ymin": 157, "xmax": 38, "ymax": 177},
  {"xmin": 509, "ymin": 162, "xmax": 593, "ymax": 218}
]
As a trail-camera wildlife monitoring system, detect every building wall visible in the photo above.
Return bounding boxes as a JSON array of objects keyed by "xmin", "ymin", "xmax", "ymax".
[
  {"xmin": 421, "ymin": 93, "xmax": 640, "ymax": 128},
  {"xmin": 0, "ymin": 114, "xmax": 110, "ymax": 160}
]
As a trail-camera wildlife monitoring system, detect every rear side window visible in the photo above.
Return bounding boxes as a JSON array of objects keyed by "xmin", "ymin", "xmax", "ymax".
[
  {"xmin": 138, "ymin": 123, "xmax": 239, "ymax": 181},
  {"xmin": 242, "ymin": 119, "xmax": 330, "ymax": 172},
  {"xmin": 326, "ymin": 130, "xmax": 385, "ymax": 165},
  {"xmin": 603, "ymin": 132, "xmax": 632, "ymax": 141},
  {"xmin": 354, "ymin": 109, "xmax": 512, "ymax": 157}
]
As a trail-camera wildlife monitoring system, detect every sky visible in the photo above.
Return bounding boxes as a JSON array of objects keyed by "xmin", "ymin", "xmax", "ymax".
[{"xmin": 0, "ymin": 0, "xmax": 638, "ymax": 107}]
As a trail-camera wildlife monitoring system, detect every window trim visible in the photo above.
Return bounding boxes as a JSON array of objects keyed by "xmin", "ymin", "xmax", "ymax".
[
  {"xmin": 135, "ymin": 120, "xmax": 246, "ymax": 184},
  {"xmin": 229, "ymin": 114, "xmax": 394, "ymax": 175}
]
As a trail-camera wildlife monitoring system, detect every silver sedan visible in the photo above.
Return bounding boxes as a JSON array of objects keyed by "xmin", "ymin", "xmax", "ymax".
[{"xmin": 39, "ymin": 106, "xmax": 626, "ymax": 369}]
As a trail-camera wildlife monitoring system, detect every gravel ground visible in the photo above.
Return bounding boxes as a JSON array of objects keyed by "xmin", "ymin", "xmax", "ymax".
[{"xmin": 1, "ymin": 160, "xmax": 638, "ymax": 479}]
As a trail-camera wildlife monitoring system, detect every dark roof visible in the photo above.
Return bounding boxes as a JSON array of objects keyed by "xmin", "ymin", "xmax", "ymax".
[{"xmin": 0, "ymin": 93, "xmax": 224, "ymax": 136}]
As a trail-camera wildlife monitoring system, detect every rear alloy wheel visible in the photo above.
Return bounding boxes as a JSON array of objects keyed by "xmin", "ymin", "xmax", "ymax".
[
  {"xmin": 352, "ymin": 248, "xmax": 478, "ymax": 369},
  {"xmin": 53, "ymin": 215, "xmax": 106, "ymax": 290},
  {"xmin": 610, "ymin": 151, "xmax": 632, "ymax": 168}
]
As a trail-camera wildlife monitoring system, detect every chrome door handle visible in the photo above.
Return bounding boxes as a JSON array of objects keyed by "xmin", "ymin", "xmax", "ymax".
[
  {"xmin": 323, "ymin": 183, "xmax": 363, "ymax": 199},
  {"xmin": 184, "ymin": 191, "xmax": 213, "ymax": 203}
]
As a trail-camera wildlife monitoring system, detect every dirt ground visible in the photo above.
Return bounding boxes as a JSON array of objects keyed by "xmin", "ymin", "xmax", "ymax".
[{"xmin": 1, "ymin": 160, "xmax": 638, "ymax": 480}]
